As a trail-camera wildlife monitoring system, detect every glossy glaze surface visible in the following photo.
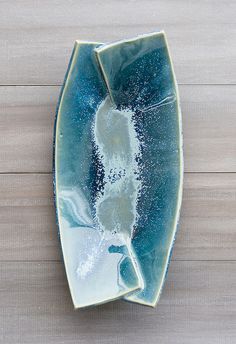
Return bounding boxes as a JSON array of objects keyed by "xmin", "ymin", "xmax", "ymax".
[
  {"xmin": 54, "ymin": 32, "xmax": 183, "ymax": 309},
  {"xmin": 54, "ymin": 42, "xmax": 143, "ymax": 309},
  {"xmin": 96, "ymin": 32, "xmax": 183, "ymax": 306}
]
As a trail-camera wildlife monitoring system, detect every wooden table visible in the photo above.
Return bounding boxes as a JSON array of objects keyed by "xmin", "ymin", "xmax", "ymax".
[{"xmin": 0, "ymin": 1, "xmax": 235, "ymax": 343}]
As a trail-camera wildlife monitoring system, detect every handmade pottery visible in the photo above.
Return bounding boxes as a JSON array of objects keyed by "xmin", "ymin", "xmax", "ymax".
[{"xmin": 54, "ymin": 32, "xmax": 183, "ymax": 309}]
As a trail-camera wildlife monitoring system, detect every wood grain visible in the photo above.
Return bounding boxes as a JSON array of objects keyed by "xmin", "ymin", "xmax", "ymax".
[
  {"xmin": 1, "ymin": 85, "xmax": 236, "ymax": 173},
  {"xmin": 0, "ymin": 0, "xmax": 236, "ymax": 85},
  {"xmin": 0, "ymin": 260, "xmax": 235, "ymax": 344},
  {"xmin": 0, "ymin": 1, "xmax": 236, "ymax": 342},
  {"xmin": 0, "ymin": 86, "xmax": 55, "ymax": 173},
  {"xmin": 0, "ymin": 173, "xmax": 235, "ymax": 262}
]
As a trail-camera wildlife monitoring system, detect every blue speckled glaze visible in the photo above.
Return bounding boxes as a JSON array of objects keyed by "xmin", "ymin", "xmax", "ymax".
[
  {"xmin": 95, "ymin": 32, "xmax": 183, "ymax": 306},
  {"xmin": 54, "ymin": 32, "xmax": 183, "ymax": 309},
  {"xmin": 54, "ymin": 42, "xmax": 143, "ymax": 309}
]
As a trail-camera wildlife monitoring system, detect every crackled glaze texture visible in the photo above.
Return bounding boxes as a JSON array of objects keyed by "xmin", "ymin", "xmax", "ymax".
[
  {"xmin": 54, "ymin": 42, "xmax": 143, "ymax": 309},
  {"xmin": 96, "ymin": 32, "xmax": 183, "ymax": 306},
  {"xmin": 54, "ymin": 32, "xmax": 183, "ymax": 309}
]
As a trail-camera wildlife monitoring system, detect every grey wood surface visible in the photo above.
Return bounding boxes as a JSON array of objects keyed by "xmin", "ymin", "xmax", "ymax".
[
  {"xmin": 1, "ymin": 0, "xmax": 236, "ymax": 85},
  {"xmin": 1, "ymin": 85, "xmax": 236, "ymax": 173},
  {"xmin": 0, "ymin": 173, "xmax": 236, "ymax": 262},
  {"xmin": 0, "ymin": 1, "xmax": 236, "ymax": 343},
  {"xmin": 1, "ymin": 261, "xmax": 235, "ymax": 344}
]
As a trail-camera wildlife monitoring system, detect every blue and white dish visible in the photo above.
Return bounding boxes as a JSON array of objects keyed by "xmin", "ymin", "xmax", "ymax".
[{"xmin": 54, "ymin": 32, "xmax": 183, "ymax": 308}]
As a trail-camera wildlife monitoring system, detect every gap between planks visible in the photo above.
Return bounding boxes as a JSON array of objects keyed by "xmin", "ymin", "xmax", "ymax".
[
  {"xmin": 1, "ymin": 84, "xmax": 236, "ymax": 87},
  {"xmin": 1, "ymin": 259, "xmax": 236, "ymax": 263},
  {"xmin": 0, "ymin": 172, "xmax": 235, "ymax": 175}
]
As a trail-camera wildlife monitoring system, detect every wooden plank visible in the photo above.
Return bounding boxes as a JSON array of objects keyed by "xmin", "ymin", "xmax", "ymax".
[
  {"xmin": 176, "ymin": 173, "xmax": 236, "ymax": 260},
  {"xmin": 182, "ymin": 85, "xmax": 236, "ymax": 172},
  {"xmin": 1, "ymin": 85, "xmax": 236, "ymax": 173},
  {"xmin": 0, "ymin": 86, "xmax": 56, "ymax": 173},
  {"xmin": 0, "ymin": 260, "xmax": 235, "ymax": 344},
  {"xmin": 0, "ymin": 0, "xmax": 236, "ymax": 85},
  {"xmin": 0, "ymin": 174, "xmax": 57, "ymax": 261},
  {"xmin": 0, "ymin": 173, "xmax": 235, "ymax": 262}
]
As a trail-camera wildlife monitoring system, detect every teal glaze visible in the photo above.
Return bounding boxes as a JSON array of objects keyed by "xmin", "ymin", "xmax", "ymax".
[
  {"xmin": 95, "ymin": 32, "xmax": 183, "ymax": 306},
  {"xmin": 54, "ymin": 42, "xmax": 143, "ymax": 309},
  {"xmin": 54, "ymin": 32, "xmax": 183, "ymax": 309}
]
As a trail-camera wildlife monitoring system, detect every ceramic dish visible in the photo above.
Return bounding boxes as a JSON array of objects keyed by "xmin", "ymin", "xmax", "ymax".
[{"xmin": 54, "ymin": 31, "xmax": 183, "ymax": 309}]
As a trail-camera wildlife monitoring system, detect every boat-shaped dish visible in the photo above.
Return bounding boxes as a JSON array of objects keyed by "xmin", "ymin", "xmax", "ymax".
[{"xmin": 54, "ymin": 32, "xmax": 183, "ymax": 309}]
